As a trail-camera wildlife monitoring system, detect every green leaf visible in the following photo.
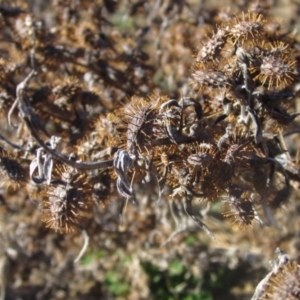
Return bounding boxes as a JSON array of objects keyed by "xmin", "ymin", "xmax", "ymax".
[
  {"xmin": 81, "ymin": 253, "xmax": 93, "ymax": 266},
  {"xmin": 170, "ymin": 261, "xmax": 184, "ymax": 275}
]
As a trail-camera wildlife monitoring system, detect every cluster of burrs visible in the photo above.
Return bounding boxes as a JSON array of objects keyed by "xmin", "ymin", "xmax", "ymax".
[{"xmin": 0, "ymin": 8, "xmax": 299, "ymax": 240}]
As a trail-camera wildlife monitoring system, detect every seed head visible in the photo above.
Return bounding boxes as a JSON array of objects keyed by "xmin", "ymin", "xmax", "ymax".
[
  {"xmin": 261, "ymin": 261, "xmax": 300, "ymax": 300},
  {"xmin": 222, "ymin": 190, "xmax": 256, "ymax": 230},
  {"xmin": 254, "ymin": 54, "xmax": 297, "ymax": 89},
  {"xmin": 195, "ymin": 29, "xmax": 228, "ymax": 63},
  {"xmin": 225, "ymin": 11, "xmax": 265, "ymax": 44},
  {"xmin": 0, "ymin": 148, "xmax": 27, "ymax": 190},
  {"xmin": 117, "ymin": 96, "xmax": 156, "ymax": 155},
  {"xmin": 192, "ymin": 66, "xmax": 232, "ymax": 89},
  {"xmin": 186, "ymin": 142, "xmax": 218, "ymax": 172},
  {"xmin": 42, "ymin": 165, "xmax": 92, "ymax": 233}
]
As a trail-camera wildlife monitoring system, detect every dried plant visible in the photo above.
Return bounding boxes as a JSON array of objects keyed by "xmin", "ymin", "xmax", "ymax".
[
  {"xmin": 0, "ymin": 0, "xmax": 299, "ymax": 299},
  {"xmin": 251, "ymin": 248, "xmax": 300, "ymax": 300},
  {"xmin": 0, "ymin": 0, "xmax": 299, "ymax": 243}
]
